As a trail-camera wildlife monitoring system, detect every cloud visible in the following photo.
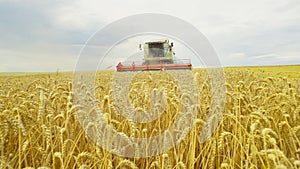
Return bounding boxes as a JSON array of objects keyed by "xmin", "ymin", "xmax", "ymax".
[
  {"xmin": 222, "ymin": 51, "xmax": 300, "ymax": 66},
  {"xmin": 0, "ymin": 0, "xmax": 91, "ymax": 72},
  {"xmin": 0, "ymin": 0, "xmax": 299, "ymax": 71},
  {"xmin": 0, "ymin": 43, "xmax": 77, "ymax": 72}
]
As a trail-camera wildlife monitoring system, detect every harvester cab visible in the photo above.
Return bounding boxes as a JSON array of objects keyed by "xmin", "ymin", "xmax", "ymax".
[
  {"xmin": 142, "ymin": 39, "xmax": 174, "ymax": 65},
  {"xmin": 116, "ymin": 39, "xmax": 192, "ymax": 72}
]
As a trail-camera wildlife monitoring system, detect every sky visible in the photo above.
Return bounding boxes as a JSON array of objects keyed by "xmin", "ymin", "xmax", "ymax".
[{"xmin": 0, "ymin": 0, "xmax": 299, "ymax": 72}]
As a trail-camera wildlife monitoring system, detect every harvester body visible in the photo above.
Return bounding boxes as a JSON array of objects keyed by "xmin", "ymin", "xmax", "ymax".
[{"xmin": 116, "ymin": 39, "xmax": 192, "ymax": 72}]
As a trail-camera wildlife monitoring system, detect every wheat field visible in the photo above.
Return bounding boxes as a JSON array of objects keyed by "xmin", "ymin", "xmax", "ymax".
[{"xmin": 0, "ymin": 66, "xmax": 299, "ymax": 169}]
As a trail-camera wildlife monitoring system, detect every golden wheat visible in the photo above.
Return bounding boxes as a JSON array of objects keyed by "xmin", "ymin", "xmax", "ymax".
[{"xmin": 0, "ymin": 68, "xmax": 299, "ymax": 168}]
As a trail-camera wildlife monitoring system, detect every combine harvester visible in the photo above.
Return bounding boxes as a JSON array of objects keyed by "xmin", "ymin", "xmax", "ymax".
[{"xmin": 116, "ymin": 39, "xmax": 192, "ymax": 71}]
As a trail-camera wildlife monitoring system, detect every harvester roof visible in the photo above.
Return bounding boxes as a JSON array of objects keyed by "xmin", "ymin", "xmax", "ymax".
[{"xmin": 145, "ymin": 39, "xmax": 169, "ymax": 44}]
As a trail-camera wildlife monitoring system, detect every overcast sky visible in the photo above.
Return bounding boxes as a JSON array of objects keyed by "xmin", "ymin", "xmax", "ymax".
[{"xmin": 0, "ymin": 0, "xmax": 299, "ymax": 72}]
